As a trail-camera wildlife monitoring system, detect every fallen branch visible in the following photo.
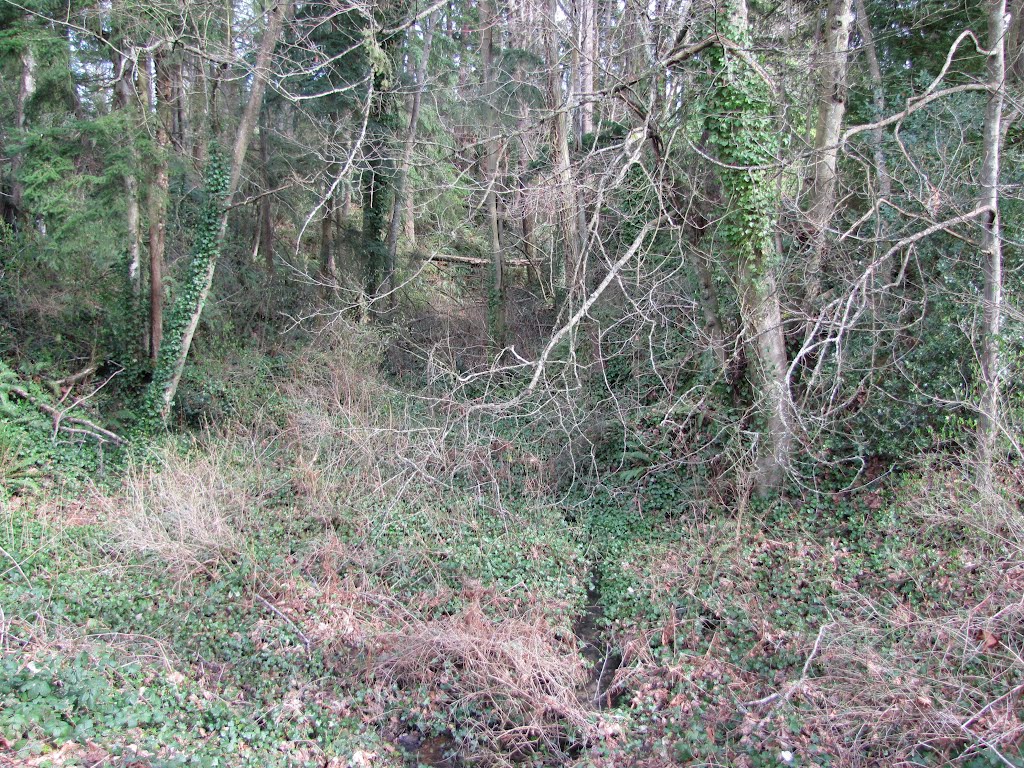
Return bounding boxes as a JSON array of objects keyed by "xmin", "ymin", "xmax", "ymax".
[
  {"xmin": 8, "ymin": 386, "xmax": 125, "ymax": 446},
  {"xmin": 524, "ymin": 216, "xmax": 663, "ymax": 393},
  {"xmin": 740, "ymin": 622, "xmax": 833, "ymax": 711},
  {"xmin": 423, "ymin": 252, "xmax": 533, "ymax": 268},
  {"xmin": 0, "ymin": 543, "xmax": 29, "ymax": 584},
  {"xmin": 52, "ymin": 364, "xmax": 97, "ymax": 390}
]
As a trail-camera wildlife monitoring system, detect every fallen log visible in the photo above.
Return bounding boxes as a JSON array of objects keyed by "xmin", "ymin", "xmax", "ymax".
[{"xmin": 422, "ymin": 252, "xmax": 533, "ymax": 268}]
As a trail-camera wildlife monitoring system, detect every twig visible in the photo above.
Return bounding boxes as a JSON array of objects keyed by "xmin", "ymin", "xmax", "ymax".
[
  {"xmin": 961, "ymin": 682, "xmax": 1024, "ymax": 730},
  {"xmin": 785, "ymin": 621, "xmax": 831, "ymax": 701},
  {"xmin": 424, "ymin": 252, "xmax": 532, "ymax": 268},
  {"xmin": 663, "ymin": 33, "xmax": 779, "ymax": 93},
  {"xmin": 741, "ymin": 622, "xmax": 832, "ymax": 710},
  {"xmin": 226, "ymin": 181, "xmax": 296, "ymax": 211},
  {"xmin": 0, "ymin": 542, "xmax": 29, "ymax": 584},
  {"xmin": 591, "ymin": 644, "xmax": 615, "ymax": 707},
  {"xmin": 957, "ymin": 725, "xmax": 1020, "ymax": 768},
  {"xmin": 255, "ymin": 593, "xmax": 313, "ymax": 652},
  {"xmin": 524, "ymin": 216, "xmax": 662, "ymax": 394},
  {"xmin": 842, "ymin": 84, "xmax": 989, "ymax": 145}
]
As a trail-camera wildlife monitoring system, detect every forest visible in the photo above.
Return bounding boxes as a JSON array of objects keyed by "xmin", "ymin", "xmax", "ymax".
[{"xmin": 1, "ymin": 0, "xmax": 1023, "ymax": 764}]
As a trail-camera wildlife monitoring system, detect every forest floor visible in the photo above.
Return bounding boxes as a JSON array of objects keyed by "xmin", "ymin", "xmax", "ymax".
[{"xmin": 1, "ymin": 330, "xmax": 1023, "ymax": 768}]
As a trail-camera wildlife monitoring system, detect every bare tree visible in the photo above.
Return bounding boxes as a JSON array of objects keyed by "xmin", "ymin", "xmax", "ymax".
[
  {"xmin": 480, "ymin": 0, "xmax": 505, "ymax": 345},
  {"xmin": 385, "ymin": 12, "xmax": 437, "ymax": 297},
  {"xmin": 147, "ymin": 47, "xmax": 172, "ymax": 361},
  {"xmin": 977, "ymin": 0, "xmax": 1008, "ymax": 499},
  {"xmin": 804, "ymin": 0, "xmax": 854, "ymax": 314},
  {"xmin": 545, "ymin": 0, "xmax": 581, "ymax": 309}
]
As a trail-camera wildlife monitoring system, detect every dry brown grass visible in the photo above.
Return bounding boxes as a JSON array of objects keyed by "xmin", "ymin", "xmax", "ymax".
[
  {"xmin": 782, "ymin": 461, "xmax": 1024, "ymax": 767},
  {"xmin": 374, "ymin": 599, "xmax": 594, "ymax": 761},
  {"xmin": 291, "ymin": 523, "xmax": 598, "ymax": 766},
  {"xmin": 797, "ymin": 602, "xmax": 1024, "ymax": 766},
  {"xmin": 111, "ymin": 444, "xmax": 254, "ymax": 578},
  {"xmin": 108, "ymin": 325, "xmax": 441, "ymax": 578},
  {"xmin": 273, "ymin": 322, "xmax": 549, "ymax": 520}
]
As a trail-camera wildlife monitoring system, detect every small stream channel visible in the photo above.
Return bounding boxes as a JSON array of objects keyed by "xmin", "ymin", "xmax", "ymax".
[
  {"xmin": 575, "ymin": 582, "xmax": 623, "ymax": 710},
  {"xmin": 398, "ymin": 558, "xmax": 621, "ymax": 766}
]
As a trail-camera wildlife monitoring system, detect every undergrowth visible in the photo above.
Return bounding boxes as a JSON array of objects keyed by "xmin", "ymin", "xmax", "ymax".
[{"xmin": 2, "ymin": 327, "xmax": 1022, "ymax": 767}]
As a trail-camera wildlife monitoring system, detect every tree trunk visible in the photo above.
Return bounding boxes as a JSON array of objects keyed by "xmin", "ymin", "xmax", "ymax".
[
  {"xmin": 693, "ymin": 255, "xmax": 727, "ymax": 370},
  {"xmin": 146, "ymin": 1, "xmax": 286, "ymax": 426},
  {"xmin": 579, "ymin": 0, "xmax": 596, "ymax": 137},
  {"xmin": 11, "ymin": 20, "xmax": 36, "ymax": 221},
  {"xmin": 853, "ymin": 0, "xmax": 891, "ymax": 206},
  {"xmin": 977, "ymin": 0, "xmax": 1007, "ymax": 500},
  {"xmin": 362, "ymin": 14, "xmax": 402, "ymax": 317},
  {"xmin": 804, "ymin": 0, "xmax": 854, "ymax": 313},
  {"xmin": 191, "ymin": 53, "xmax": 210, "ymax": 165},
  {"xmin": 258, "ymin": 107, "xmax": 275, "ymax": 274},
  {"xmin": 545, "ymin": 0, "xmax": 581, "ymax": 309},
  {"xmin": 516, "ymin": 111, "xmax": 540, "ymax": 289},
  {"xmin": 16, "ymin": 29, "xmax": 34, "ymax": 130},
  {"xmin": 385, "ymin": 12, "xmax": 437, "ymax": 303},
  {"xmin": 1008, "ymin": 0, "xmax": 1024, "ymax": 83},
  {"xmin": 480, "ymin": 0, "xmax": 505, "ymax": 346},
  {"xmin": 740, "ymin": 262, "xmax": 791, "ymax": 492},
  {"xmin": 147, "ymin": 48, "xmax": 173, "ymax": 362},
  {"xmin": 707, "ymin": 0, "xmax": 793, "ymax": 492},
  {"xmin": 219, "ymin": 0, "xmax": 238, "ymax": 140},
  {"xmin": 320, "ymin": 192, "xmax": 336, "ymax": 280},
  {"xmin": 404, "ymin": 194, "xmax": 416, "ymax": 244},
  {"xmin": 126, "ymin": 173, "xmax": 142, "ymax": 295},
  {"xmin": 172, "ymin": 56, "xmax": 186, "ymax": 150},
  {"xmin": 112, "ymin": 48, "xmax": 143, "ymax": 297}
]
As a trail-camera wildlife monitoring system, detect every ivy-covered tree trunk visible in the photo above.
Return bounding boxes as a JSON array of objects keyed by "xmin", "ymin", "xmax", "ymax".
[
  {"xmin": 705, "ymin": 0, "xmax": 793, "ymax": 492},
  {"xmin": 147, "ymin": 47, "xmax": 173, "ymax": 361},
  {"xmin": 143, "ymin": 1, "xmax": 285, "ymax": 428},
  {"xmin": 362, "ymin": 9, "xmax": 402, "ymax": 318},
  {"xmin": 141, "ymin": 152, "xmax": 229, "ymax": 429},
  {"xmin": 362, "ymin": 109, "xmax": 396, "ymax": 316}
]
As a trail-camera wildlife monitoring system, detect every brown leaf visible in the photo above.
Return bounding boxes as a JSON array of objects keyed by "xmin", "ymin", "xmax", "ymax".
[{"xmin": 661, "ymin": 606, "xmax": 677, "ymax": 648}]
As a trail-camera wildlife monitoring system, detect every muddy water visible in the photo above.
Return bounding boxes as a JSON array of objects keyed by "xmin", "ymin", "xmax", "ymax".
[{"xmin": 575, "ymin": 584, "xmax": 622, "ymax": 709}]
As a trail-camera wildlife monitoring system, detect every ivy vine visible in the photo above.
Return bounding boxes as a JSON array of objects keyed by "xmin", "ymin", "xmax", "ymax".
[
  {"xmin": 702, "ymin": 8, "xmax": 782, "ymax": 276},
  {"xmin": 138, "ymin": 149, "xmax": 229, "ymax": 435}
]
